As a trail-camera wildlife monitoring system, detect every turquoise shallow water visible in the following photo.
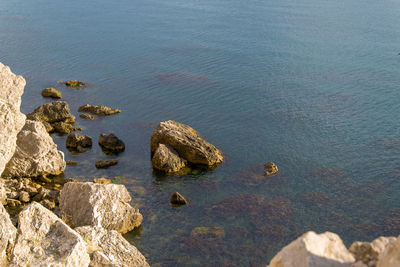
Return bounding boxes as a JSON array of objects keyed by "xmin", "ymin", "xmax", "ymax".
[{"xmin": 1, "ymin": 0, "xmax": 400, "ymax": 265}]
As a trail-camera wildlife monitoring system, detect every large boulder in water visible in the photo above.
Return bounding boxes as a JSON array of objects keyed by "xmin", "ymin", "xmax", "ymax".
[
  {"xmin": 2, "ymin": 120, "xmax": 65, "ymax": 178},
  {"xmin": 150, "ymin": 120, "xmax": 223, "ymax": 167},
  {"xmin": 75, "ymin": 226, "xmax": 150, "ymax": 267},
  {"xmin": 60, "ymin": 182, "xmax": 142, "ymax": 234},
  {"xmin": 9, "ymin": 202, "xmax": 90, "ymax": 267},
  {"xmin": 0, "ymin": 203, "xmax": 17, "ymax": 266},
  {"xmin": 269, "ymin": 231, "xmax": 355, "ymax": 267},
  {"xmin": 0, "ymin": 62, "xmax": 26, "ymax": 176}
]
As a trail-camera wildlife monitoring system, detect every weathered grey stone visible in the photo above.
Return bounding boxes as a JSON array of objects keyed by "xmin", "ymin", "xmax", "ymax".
[
  {"xmin": 350, "ymin": 236, "xmax": 396, "ymax": 267},
  {"xmin": 377, "ymin": 235, "xmax": 400, "ymax": 267},
  {"xmin": 60, "ymin": 182, "xmax": 142, "ymax": 234},
  {"xmin": 0, "ymin": 62, "xmax": 26, "ymax": 176},
  {"xmin": 0, "ymin": 203, "xmax": 17, "ymax": 266},
  {"xmin": 41, "ymin": 87, "xmax": 61, "ymax": 99},
  {"xmin": 98, "ymin": 133, "xmax": 125, "ymax": 153},
  {"xmin": 269, "ymin": 231, "xmax": 355, "ymax": 267},
  {"xmin": 75, "ymin": 226, "xmax": 150, "ymax": 267},
  {"xmin": 66, "ymin": 132, "xmax": 92, "ymax": 151},
  {"xmin": 2, "ymin": 120, "xmax": 65, "ymax": 178},
  {"xmin": 27, "ymin": 101, "xmax": 75, "ymax": 124},
  {"xmin": 9, "ymin": 202, "xmax": 90, "ymax": 267},
  {"xmin": 78, "ymin": 104, "xmax": 121, "ymax": 115},
  {"xmin": 150, "ymin": 120, "xmax": 223, "ymax": 166},
  {"xmin": 152, "ymin": 144, "xmax": 187, "ymax": 173}
]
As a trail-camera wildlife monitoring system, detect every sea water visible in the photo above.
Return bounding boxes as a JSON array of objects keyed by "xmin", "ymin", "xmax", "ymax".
[{"xmin": 1, "ymin": 0, "xmax": 400, "ymax": 265}]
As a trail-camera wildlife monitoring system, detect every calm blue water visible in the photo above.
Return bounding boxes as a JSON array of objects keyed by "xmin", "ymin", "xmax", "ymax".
[{"xmin": 1, "ymin": 0, "xmax": 400, "ymax": 265}]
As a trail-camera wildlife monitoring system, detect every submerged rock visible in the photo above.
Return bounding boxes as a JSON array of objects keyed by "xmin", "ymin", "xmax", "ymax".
[
  {"xmin": 264, "ymin": 162, "xmax": 278, "ymax": 176},
  {"xmin": 66, "ymin": 160, "xmax": 78, "ymax": 166},
  {"xmin": 41, "ymin": 87, "xmax": 61, "ymax": 99},
  {"xmin": 95, "ymin": 160, "xmax": 118, "ymax": 169},
  {"xmin": 170, "ymin": 191, "xmax": 188, "ymax": 205},
  {"xmin": 152, "ymin": 144, "xmax": 187, "ymax": 174},
  {"xmin": 79, "ymin": 113, "xmax": 95, "ymax": 120},
  {"xmin": 2, "ymin": 120, "xmax": 65, "ymax": 178},
  {"xmin": 78, "ymin": 104, "xmax": 121, "ymax": 115},
  {"xmin": 98, "ymin": 133, "xmax": 125, "ymax": 153},
  {"xmin": 75, "ymin": 226, "xmax": 150, "ymax": 267},
  {"xmin": 9, "ymin": 202, "xmax": 90, "ymax": 267},
  {"xmin": 269, "ymin": 231, "xmax": 355, "ymax": 267},
  {"xmin": 66, "ymin": 132, "xmax": 92, "ymax": 152},
  {"xmin": 0, "ymin": 203, "xmax": 17, "ymax": 266},
  {"xmin": 93, "ymin": 178, "xmax": 111, "ymax": 184},
  {"xmin": 0, "ymin": 62, "xmax": 26, "ymax": 176},
  {"xmin": 65, "ymin": 80, "xmax": 86, "ymax": 87},
  {"xmin": 150, "ymin": 120, "xmax": 223, "ymax": 167},
  {"xmin": 60, "ymin": 182, "xmax": 142, "ymax": 233},
  {"xmin": 27, "ymin": 101, "xmax": 75, "ymax": 124}
]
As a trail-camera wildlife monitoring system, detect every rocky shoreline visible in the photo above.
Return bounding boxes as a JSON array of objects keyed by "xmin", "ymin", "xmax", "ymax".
[{"xmin": 1, "ymin": 61, "xmax": 400, "ymax": 266}]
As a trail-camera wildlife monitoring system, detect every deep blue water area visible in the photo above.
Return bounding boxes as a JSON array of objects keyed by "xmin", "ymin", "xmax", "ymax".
[{"xmin": 1, "ymin": 0, "xmax": 400, "ymax": 265}]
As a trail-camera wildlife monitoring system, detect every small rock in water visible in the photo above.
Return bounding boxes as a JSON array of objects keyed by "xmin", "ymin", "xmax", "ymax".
[
  {"xmin": 79, "ymin": 113, "xmax": 95, "ymax": 120},
  {"xmin": 93, "ymin": 178, "xmax": 112, "ymax": 184},
  {"xmin": 66, "ymin": 160, "xmax": 78, "ymax": 166},
  {"xmin": 152, "ymin": 144, "xmax": 187, "ymax": 174},
  {"xmin": 66, "ymin": 132, "xmax": 92, "ymax": 152},
  {"xmin": 264, "ymin": 162, "xmax": 278, "ymax": 176},
  {"xmin": 95, "ymin": 160, "xmax": 118, "ymax": 169},
  {"xmin": 65, "ymin": 80, "xmax": 86, "ymax": 87},
  {"xmin": 98, "ymin": 133, "xmax": 125, "ymax": 153},
  {"xmin": 41, "ymin": 87, "xmax": 61, "ymax": 99},
  {"xmin": 78, "ymin": 104, "xmax": 121, "ymax": 115},
  {"xmin": 170, "ymin": 191, "xmax": 188, "ymax": 205}
]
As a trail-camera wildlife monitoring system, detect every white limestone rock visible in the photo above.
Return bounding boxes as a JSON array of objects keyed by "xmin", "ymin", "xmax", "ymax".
[
  {"xmin": 75, "ymin": 226, "xmax": 150, "ymax": 267},
  {"xmin": 269, "ymin": 231, "xmax": 355, "ymax": 267},
  {"xmin": 0, "ymin": 62, "xmax": 26, "ymax": 176},
  {"xmin": 60, "ymin": 182, "xmax": 142, "ymax": 234},
  {"xmin": 9, "ymin": 202, "xmax": 90, "ymax": 267},
  {"xmin": 349, "ymin": 236, "xmax": 396, "ymax": 267},
  {"xmin": 0, "ymin": 203, "xmax": 17, "ymax": 267},
  {"xmin": 2, "ymin": 120, "xmax": 65, "ymax": 178},
  {"xmin": 377, "ymin": 235, "xmax": 400, "ymax": 267}
]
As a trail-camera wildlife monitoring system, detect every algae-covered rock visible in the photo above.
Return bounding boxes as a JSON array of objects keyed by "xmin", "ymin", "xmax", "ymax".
[
  {"xmin": 0, "ymin": 62, "xmax": 26, "ymax": 176},
  {"xmin": 65, "ymin": 80, "xmax": 86, "ymax": 87},
  {"xmin": 152, "ymin": 144, "xmax": 187, "ymax": 174},
  {"xmin": 269, "ymin": 231, "xmax": 355, "ymax": 267},
  {"xmin": 27, "ymin": 101, "xmax": 75, "ymax": 124},
  {"xmin": 41, "ymin": 87, "xmax": 61, "ymax": 99},
  {"xmin": 60, "ymin": 182, "xmax": 142, "ymax": 233},
  {"xmin": 9, "ymin": 202, "xmax": 90, "ymax": 267},
  {"xmin": 98, "ymin": 133, "xmax": 125, "ymax": 153},
  {"xmin": 2, "ymin": 120, "xmax": 65, "ymax": 178},
  {"xmin": 75, "ymin": 226, "xmax": 150, "ymax": 267},
  {"xmin": 78, "ymin": 104, "xmax": 121, "ymax": 115},
  {"xmin": 150, "ymin": 120, "xmax": 223, "ymax": 167}
]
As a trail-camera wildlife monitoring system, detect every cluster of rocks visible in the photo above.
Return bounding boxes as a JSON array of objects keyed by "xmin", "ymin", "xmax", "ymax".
[
  {"xmin": 268, "ymin": 231, "xmax": 400, "ymax": 267},
  {"xmin": 0, "ymin": 62, "xmax": 148, "ymax": 266},
  {"xmin": 150, "ymin": 120, "xmax": 223, "ymax": 174}
]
